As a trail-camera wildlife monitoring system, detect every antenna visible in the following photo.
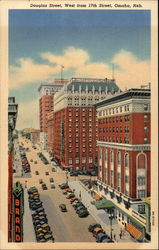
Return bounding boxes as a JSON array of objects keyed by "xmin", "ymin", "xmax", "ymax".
[
  {"xmin": 112, "ymin": 63, "xmax": 115, "ymax": 80},
  {"xmin": 61, "ymin": 65, "xmax": 64, "ymax": 81}
]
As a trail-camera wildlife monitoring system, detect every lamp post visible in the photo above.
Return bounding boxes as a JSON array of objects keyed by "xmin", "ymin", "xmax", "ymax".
[
  {"xmin": 109, "ymin": 210, "xmax": 114, "ymax": 240},
  {"xmin": 66, "ymin": 171, "xmax": 68, "ymax": 184}
]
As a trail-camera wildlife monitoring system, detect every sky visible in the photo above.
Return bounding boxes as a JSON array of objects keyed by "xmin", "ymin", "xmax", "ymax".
[{"xmin": 9, "ymin": 10, "xmax": 151, "ymax": 130}]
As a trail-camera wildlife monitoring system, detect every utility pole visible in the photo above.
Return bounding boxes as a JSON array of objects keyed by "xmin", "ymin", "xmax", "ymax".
[{"xmin": 61, "ymin": 65, "xmax": 64, "ymax": 81}]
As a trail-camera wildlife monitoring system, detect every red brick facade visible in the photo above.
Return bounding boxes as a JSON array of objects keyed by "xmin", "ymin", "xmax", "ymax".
[
  {"xmin": 53, "ymin": 107, "xmax": 98, "ymax": 170},
  {"xmin": 39, "ymin": 95, "xmax": 53, "ymax": 132},
  {"xmin": 96, "ymin": 89, "xmax": 151, "ymax": 199},
  {"xmin": 47, "ymin": 111, "xmax": 54, "ymax": 153}
]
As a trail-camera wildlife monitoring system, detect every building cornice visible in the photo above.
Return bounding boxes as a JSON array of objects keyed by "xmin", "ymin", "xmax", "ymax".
[{"xmin": 97, "ymin": 141, "xmax": 151, "ymax": 151}]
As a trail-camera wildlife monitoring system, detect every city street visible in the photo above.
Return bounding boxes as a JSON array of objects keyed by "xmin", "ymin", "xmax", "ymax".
[{"xmin": 13, "ymin": 136, "xmax": 96, "ymax": 242}]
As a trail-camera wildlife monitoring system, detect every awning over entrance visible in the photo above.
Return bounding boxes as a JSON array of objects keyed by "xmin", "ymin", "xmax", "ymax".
[
  {"xmin": 91, "ymin": 198, "xmax": 114, "ymax": 209},
  {"xmin": 126, "ymin": 223, "xmax": 142, "ymax": 240}
]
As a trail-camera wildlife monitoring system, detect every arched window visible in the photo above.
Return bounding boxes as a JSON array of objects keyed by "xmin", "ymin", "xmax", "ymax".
[
  {"xmin": 104, "ymin": 149, "xmax": 107, "ymax": 161},
  {"xmin": 117, "ymin": 152, "xmax": 121, "ymax": 165},
  {"xmin": 125, "ymin": 153, "xmax": 129, "ymax": 168},
  {"xmin": 138, "ymin": 154, "xmax": 146, "ymax": 169},
  {"xmin": 99, "ymin": 148, "xmax": 102, "ymax": 160},
  {"xmin": 110, "ymin": 151, "xmax": 114, "ymax": 163}
]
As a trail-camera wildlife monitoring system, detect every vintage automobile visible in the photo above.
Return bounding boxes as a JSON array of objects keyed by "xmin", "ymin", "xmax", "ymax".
[
  {"xmin": 78, "ymin": 209, "xmax": 89, "ymax": 218},
  {"xmin": 88, "ymin": 223, "xmax": 102, "ymax": 232},
  {"xmin": 70, "ymin": 197, "xmax": 78, "ymax": 203},
  {"xmin": 92, "ymin": 227, "xmax": 104, "ymax": 237},
  {"xmin": 59, "ymin": 204, "xmax": 67, "ymax": 212},
  {"xmin": 66, "ymin": 193, "xmax": 75, "ymax": 199}
]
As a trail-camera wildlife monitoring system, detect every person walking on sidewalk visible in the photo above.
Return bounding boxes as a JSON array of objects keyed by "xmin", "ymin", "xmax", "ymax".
[{"xmin": 113, "ymin": 234, "xmax": 116, "ymax": 241}]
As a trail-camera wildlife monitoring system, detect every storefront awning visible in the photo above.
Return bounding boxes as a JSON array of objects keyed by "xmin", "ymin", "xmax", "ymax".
[
  {"xmin": 126, "ymin": 223, "xmax": 142, "ymax": 240},
  {"xmin": 92, "ymin": 198, "xmax": 114, "ymax": 209}
]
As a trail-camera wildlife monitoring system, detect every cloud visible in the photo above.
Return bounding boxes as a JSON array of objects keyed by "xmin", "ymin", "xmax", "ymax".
[
  {"xmin": 41, "ymin": 46, "xmax": 90, "ymax": 70},
  {"xmin": 16, "ymin": 98, "xmax": 39, "ymax": 130},
  {"xmin": 9, "ymin": 58, "xmax": 59, "ymax": 89},
  {"xmin": 112, "ymin": 50, "xmax": 150, "ymax": 89},
  {"xmin": 10, "ymin": 47, "xmax": 150, "ymax": 91}
]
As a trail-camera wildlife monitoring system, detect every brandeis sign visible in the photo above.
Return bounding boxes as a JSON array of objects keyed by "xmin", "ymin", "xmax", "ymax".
[{"xmin": 13, "ymin": 182, "xmax": 24, "ymax": 242}]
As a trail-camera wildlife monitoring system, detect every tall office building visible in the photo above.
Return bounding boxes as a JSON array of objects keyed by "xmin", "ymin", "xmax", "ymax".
[
  {"xmin": 95, "ymin": 87, "xmax": 151, "ymax": 241},
  {"xmin": 53, "ymin": 77, "xmax": 120, "ymax": 170}
]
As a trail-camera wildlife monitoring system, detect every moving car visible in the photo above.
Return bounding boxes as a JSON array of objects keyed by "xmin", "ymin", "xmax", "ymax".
[
  {"xmin": 51, "ymin": 168, "xmax": 56, "ymax": 172},
  {"xmin": 59, "ymin": 204, "xmax": 67, "ymax": 212},
  {"xmin": 42, "ymin": 185, "xmax": 48, "ymax": 190},
  {"xmin": 28, "ymin": 187, "xmax": 38, "ymax": 194},
  {"xmin": 39, "ymin": 179, "xmax": 43, "ymax": 184},
  {"xmin": 45, "ymin": 172, "xmax": 49, "ymax": 176},
  {"xmin": 34, "ymin": 161, "xmax": 37, "ymax": 164},
  {"xmin": 35, "ymin": 171, "xmax": 39, "ymax": 175},
  {"xmin": 50, "ymin": 184, "xmax": 55, "ymax": 189},
  {"xmin": 49, "ymin": 178, "xmax": 54, "ymax": 183}
]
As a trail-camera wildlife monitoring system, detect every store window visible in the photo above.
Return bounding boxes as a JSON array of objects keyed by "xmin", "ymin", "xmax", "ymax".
[{"xmin": 138, "ymin": 205, "xmax": 145, "ymax": 214}]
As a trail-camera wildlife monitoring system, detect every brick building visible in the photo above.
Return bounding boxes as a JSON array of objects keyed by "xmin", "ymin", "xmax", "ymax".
[
  {"xmin": 8, "ymin": 97, "xmax": 18, "ymax": 242},
  {"xmin": 38, "ymin": 80, "xmax": 68, "ymax": 149},
  {"xmin": 53, "ymin": 77, "xmax": 120, "ymax": 170},
  {"xmin": 95, "ymin": 88, "xmax": 151, "ymax": 241},
  {"xmin": 47, "ymin": 111, "xmax": 54, "ymax": 153}
]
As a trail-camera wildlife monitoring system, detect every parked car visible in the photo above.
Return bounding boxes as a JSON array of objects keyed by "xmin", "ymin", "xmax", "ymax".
[
  {"xmin": 51, "ymin": 168, "xmax": 56, "ymax": 172},
  {"xmin": 70, "ymin": 197, "xmax": 78, "ymax": 203},
  {"xmin": 63, "ymin": 188, "xmax": 73, "ymax": 194},
  {"xmin": 50, "ymin": 184, "xmax": 55, "ymax": 189},
  {"xmin": 28, "ymin": 187, "xmax": 38, "ymax": 194},
  {"xmin": 88, "ymin": 223, "xmax": 102, "ymax": 232},
  {"xmin": 72, "ymin": 202, "xmax": 83, "ymax": 208},
  {"xmin": 70, "ymin": 171, "xmax": 78, "ymax": 176},
  {"xmin": 59, "ymin": 183, "xmax": 69, "ymax": 189},
  {"xmin": 59, "ymin": 204, "xmax": 67, "ymax": 212},
  {"xmin": 78, "ymin": 170, "xmax": 84, "ymax": 175},
  {"xmin": 76, "ymin": 205, "xmax": 86, "ymax": 212},
  {"xmin": 35, "ymin": 207, "xmax": 45, "ymax": 213},
  {"xmin": 30, "ymin": 159, "xmax": 33, "ymax": 162},
  {"xmin": 66, "ymin": 193, "xmax": 75, "ymax": 199},
  {"xmin": 42, "ymin": 185, "xmax": 48, "ymax": 190},
  {"xmin": 39, "ymin": 179, "xmax": 43, "ymax": 184},
  {"xmin": 96, "ymin": 232, "xmax": 108, "ymax": 243},
  {"xmin": 92, "ymin": 227, "xmax": 104, "ymax": 237},
  {"xmin": 78, "ymin": 209, "xmax": 89, "ymax": 218},
  {"xmin": 49, "ymin": 178, "xmax": 54, "ymax": 183}
]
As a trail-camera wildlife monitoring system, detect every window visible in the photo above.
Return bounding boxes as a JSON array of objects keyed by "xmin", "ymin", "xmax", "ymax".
[
  {"xmin": 75, "ymin": 157, "xmax": 79, "ymax": 164},
  {"xmin": 117, "ymin": 152, "xmax": 121, "ymax": 165},
  {"xmin": 120, "ymin": 116, "xmax": 122, "ymax": 122},
  {"xmin": 104, "ymin": 150, "xmax": 107, "ymax": 161},
  {"xmin": 110, "ymin": 151, "xmax": 114, "ymax": 163},
  {"xmin": 144, "ymin": 126, "xmax": 148, "ymax": 133},
  {"xmin": 125, "ymin": 153, "xmax": 129, "ymax": 168},
  {"xmin": 144, "ymin": 104, "xmax": 148, "ymax": 111},
  {"xmin": 138, "ymin": 205, "xmax": 145, "ymax": 214},
  {"xmin": 89, "ymin": 157, "xmax": 92, "ymax": 163},
  {"xmin": 116, "ymin": 127, "xmax": 118, "ymax": 132},
  {"xmin": 125, "ymin": 176, "xmax": 129, "ymax": 183},
  {"xmin": 138, "ymin": 190, "xmax": 145, "ymax": 198},
  {"xmin": 82, "ymin": 157, "xmax": 86, "ymax": 163},
  {"xmin": 116, "ymin": 116, "xmax": 118, "ymax": 122},
  {"xmin": 99, "ymin": 149, "xmax": 102, "ymax": 159},
  {"xmin": 144, "ymin": 137, "xmax": 148, "ymax": 144},
  {"xmin": 120, "ymin": 126, "xmax": 122, "ymax": 133},
  {"xmin": 138, "ymin": 176, "xmax": 145, "ymax": 186},
  {"xmin": 144, "ymin": 115, "xmax": 148, "ymax": 122},
  {"xmin": 68, "ymin": 158, "xmax": 72, "ymax": 164}
]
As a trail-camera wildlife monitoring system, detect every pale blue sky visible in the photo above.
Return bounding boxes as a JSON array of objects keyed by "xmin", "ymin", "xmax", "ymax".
[{"xmin": 9, "ymin": 10, "xmax": 150, "ymax": 129}]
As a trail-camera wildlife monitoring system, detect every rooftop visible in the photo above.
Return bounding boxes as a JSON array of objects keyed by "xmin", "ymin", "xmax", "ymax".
[{"xmin": 95, "ymin": 88, "xmax": 151, "ymax": 108}]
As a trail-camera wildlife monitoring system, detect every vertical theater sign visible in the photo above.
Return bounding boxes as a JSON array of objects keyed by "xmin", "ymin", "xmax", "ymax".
[{"xmin": 13, "ymin": 182, "xmax": 24, "ymax": 242}]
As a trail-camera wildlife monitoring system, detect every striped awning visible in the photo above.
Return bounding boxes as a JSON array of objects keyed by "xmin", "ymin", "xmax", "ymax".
[{"xmin": 126, "ymin": 223, "xmax": 142, "ymax": 240}]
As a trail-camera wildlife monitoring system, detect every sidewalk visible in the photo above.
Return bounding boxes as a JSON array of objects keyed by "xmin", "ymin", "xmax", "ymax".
[
  {"xmin": 23, "ymin": 188, "xmax": 36, "ymax": 242},
  {"xmin": 68, "ymin": 180, "xmax": 136, "ymax": 243}
]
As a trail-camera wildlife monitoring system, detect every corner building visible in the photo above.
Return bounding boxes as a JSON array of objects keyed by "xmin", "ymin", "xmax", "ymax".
[
  {"xmin": 95, "ymin": 88, "xmax": 151, "ymax": 241},
  {"xmin": 53, "ymin": 77, "xmax": 119, "ymax": 170}
]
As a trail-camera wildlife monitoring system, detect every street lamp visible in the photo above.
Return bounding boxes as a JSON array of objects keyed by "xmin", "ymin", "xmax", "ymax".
[{"xmin": 109, "ymin": 210, "xmax": 114, "ymax": 240}]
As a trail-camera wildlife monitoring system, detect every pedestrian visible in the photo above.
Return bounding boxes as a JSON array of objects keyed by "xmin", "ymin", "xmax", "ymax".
[
  {"xmin": 25, "ymin": 180, "xmax": 27, "ymax": 188},
  {"xmin": 114, "ymin": 234, "xmax": 116, "ymax": 241},
  {"xmin": 119, "ymin": 233, "xmax": 122, "ymax": 239}
]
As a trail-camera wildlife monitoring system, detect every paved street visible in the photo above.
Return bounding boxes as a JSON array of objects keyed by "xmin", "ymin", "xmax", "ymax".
[{"xmin": 13, "ymin": 136, "xmax": 96, "ymax": 242}]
